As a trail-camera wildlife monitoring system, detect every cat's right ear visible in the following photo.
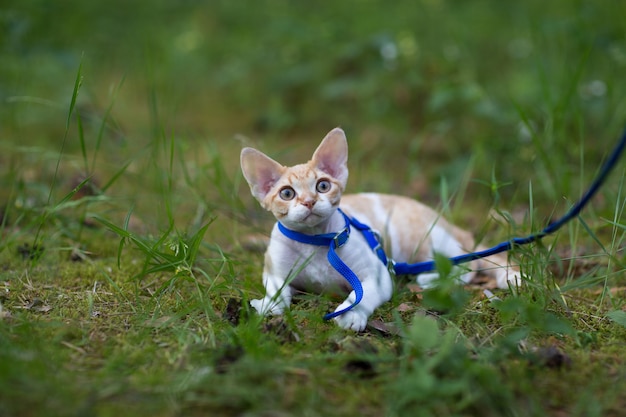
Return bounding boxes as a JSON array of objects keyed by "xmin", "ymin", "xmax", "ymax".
[
  {"xmin": 312, "ymin": 127, "xmax": 349, "ymax": 188},
  {"xmin": 240, "ymin": 147, "xmax": 286, "ymax": 202}
]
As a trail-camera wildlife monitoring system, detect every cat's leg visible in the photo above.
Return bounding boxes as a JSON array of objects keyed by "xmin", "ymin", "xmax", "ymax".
[
  {"xmin": 417, "ymin": 224, "xmax": 475, "ymax": 288},
  {"xmin": 250, "ymin": 273, "xmax": 292, "ymax": 315},
  {"xmin": 476, "ymin": 252, "xmax": 522, "ymax": 288},
  {"xmin": 333, "ymin": 264, "xmax": 393, "ymax": 331},
  {"xmin": 494, "ymin": 266, "xmax": 522, "ymax": 289},
  {"xmin": 250, "ymin": 252, "xmax": 292, "ymax": 315}
]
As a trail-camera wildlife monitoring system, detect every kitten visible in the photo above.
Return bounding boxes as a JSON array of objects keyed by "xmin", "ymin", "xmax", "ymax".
[{"xmin": 240, "ymin": 127, "xmax": 521, "ymax": 331}]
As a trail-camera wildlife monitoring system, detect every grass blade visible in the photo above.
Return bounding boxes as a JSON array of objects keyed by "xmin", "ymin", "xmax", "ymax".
[{"xmin": 607, "ymin": 310, "xmax": 626, "ymax": 328}]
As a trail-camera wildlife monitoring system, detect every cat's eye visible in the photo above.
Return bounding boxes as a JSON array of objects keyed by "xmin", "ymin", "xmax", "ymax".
[
  {"xmin": 279, "ymin": 186, "xmax": 296, "ymax": 200},
  {"xmin": 316, "ymin": 179, "xmax": 331, "ymax": 193}
]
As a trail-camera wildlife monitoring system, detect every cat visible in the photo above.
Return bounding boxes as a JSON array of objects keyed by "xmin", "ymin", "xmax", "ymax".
[{"xmin": 240, "ymin": 127, "xmax": 521, "ymax": 331}]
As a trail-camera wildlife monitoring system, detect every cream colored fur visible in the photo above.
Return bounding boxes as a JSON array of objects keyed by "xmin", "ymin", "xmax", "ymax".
[{"xmin": 241, "ymin": 128, "xmax": 520, "ymax": 331}]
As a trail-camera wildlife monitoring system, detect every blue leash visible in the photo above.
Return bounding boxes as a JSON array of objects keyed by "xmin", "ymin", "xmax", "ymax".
[
  {"xmin": 396, "ymin": 128, "xmax": 626, "ymax": 275},
  {"xmin": 279, "ymin": 129, "xmax": 626, "ymax": 320}
]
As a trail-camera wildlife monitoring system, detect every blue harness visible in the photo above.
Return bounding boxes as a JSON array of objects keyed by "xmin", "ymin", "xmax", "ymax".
[
  {"xmin": 277, "ymin": 209, "xmax": 387, "ymax": 320},
  {"xmin": 278, "ymin": 129, "xmax": 626, "ymax": 320}
]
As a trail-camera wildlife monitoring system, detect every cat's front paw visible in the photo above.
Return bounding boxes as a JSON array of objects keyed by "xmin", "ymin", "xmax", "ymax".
[
  {"xmin": 250, "ymin": 298, "xmax": 285, "ymax": 316},
  {"xmin": 333, "ymin": 309, "xmax": 369, "ymax": 332}
]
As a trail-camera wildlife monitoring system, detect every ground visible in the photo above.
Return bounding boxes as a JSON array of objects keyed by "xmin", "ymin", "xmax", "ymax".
[{"xmin": 1, "ymin": 1, "xmax": 626, "ymax": 416}]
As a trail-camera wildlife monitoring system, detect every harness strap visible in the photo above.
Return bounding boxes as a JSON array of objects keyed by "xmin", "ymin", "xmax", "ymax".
[
  {"xmin": 347, "ymin": 215, "xmax": 389, "ymax": 266},
  {"xmin": 277, "ymin": 209, "xmax": 365, "ymax": 320}
]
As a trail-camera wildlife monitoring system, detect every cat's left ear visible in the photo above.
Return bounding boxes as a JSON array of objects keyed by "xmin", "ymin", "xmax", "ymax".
[
  {"xmin": 240, "ymin": 147, "xmax": 286, "ymax": 204},
  {"xmin": 311, "ymin": 127, "xmax": 349, "ymax": 187}
]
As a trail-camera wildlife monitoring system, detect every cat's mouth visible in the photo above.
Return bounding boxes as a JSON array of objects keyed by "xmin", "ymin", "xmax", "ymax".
[
  {"xmin": 289, "ymin": 206, "xmax": 333, "ymax": 227},
  {"xmin": 299, "ymin": 209, "xmax": 328, "ymax": 225},
  {"xmin": 300, "ymin": 211, "xmax": 318, "ymax": 222}
]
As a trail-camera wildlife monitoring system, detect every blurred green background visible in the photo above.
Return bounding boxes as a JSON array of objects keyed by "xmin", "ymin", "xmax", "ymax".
[
  {"xmin": 1, "ymin": 0, "xmax": 625, "ymax": 232},
  {"xmin": 2, "ymin": 3, "xmax": 626, "ymax": 416}
]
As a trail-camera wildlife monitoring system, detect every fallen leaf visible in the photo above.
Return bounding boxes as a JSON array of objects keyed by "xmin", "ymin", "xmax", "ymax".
[
  {"xmin": 23, "ymin": 298, "xmax": 52, "ymax": 313},
  {"xmin": 396, "ymin": 303, "xmax": 415, "ymax": 312},
  {"xmin": 35, "ymin": 305, "xmax": 53, "ymax": 313},
  {"xmin": 367, "ymin": 319, "xmax": 400, "ymax": 336},
  {"xmin": 405, "ymin": 284, "xmax": 424, "ymax": 301}
]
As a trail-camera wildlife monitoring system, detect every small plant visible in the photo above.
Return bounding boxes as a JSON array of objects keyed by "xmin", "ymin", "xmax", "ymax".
[{"xmin": 388, "ymin": 314, "xmax": 513, "ymax": 417}]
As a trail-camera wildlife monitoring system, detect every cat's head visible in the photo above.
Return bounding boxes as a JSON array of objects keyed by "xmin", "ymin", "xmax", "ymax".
[{"xmin": 240, "ymin": 128, "xmax": 349, "ymax": 230}]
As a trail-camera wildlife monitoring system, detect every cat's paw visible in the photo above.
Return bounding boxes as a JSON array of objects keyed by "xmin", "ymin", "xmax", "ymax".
[
  {"xmin": 495, "ymin": 269, "xmax": 522, "ymax": 289},
  {"xmin": 333, "ymin": 309, "xmax": 369, "ymax": 332},
  {"xmin": 250, "ymin": 298, "xmax": 284, "ymax": 316}
]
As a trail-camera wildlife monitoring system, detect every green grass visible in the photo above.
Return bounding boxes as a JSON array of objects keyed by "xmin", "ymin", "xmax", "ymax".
[{"xmin": 2, "ymin": 1, "xmax": 626, "ymax": 416}]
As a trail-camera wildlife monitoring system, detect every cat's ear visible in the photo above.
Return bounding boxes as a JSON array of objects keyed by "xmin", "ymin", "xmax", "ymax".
[
  {"xmin": 240, "ymin": 147, "xmax": 286, "ymax": 202},
  {"xmin": 311, "ymin": 127, "xmax": 349, "ymax": 187}
]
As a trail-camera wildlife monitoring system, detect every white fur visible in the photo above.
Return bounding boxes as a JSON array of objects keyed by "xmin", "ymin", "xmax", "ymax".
[
  {"xmin": 419, "ymin": 224, "xmax": 475, "ymax": 286},
  {"xmin": 250, "ymin": 209, "xmax": 393, "ymax": 332}
]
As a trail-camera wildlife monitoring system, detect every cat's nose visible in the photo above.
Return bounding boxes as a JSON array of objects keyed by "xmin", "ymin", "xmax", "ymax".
[{"xmin": 301, "ymin": 199, "xmax": 316, "ymax": 209}]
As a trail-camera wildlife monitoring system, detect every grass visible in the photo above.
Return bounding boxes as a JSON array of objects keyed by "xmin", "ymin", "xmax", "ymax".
[{"xmin": 2, "ymin": 1, "xmax": 626, "ymax": 416}]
